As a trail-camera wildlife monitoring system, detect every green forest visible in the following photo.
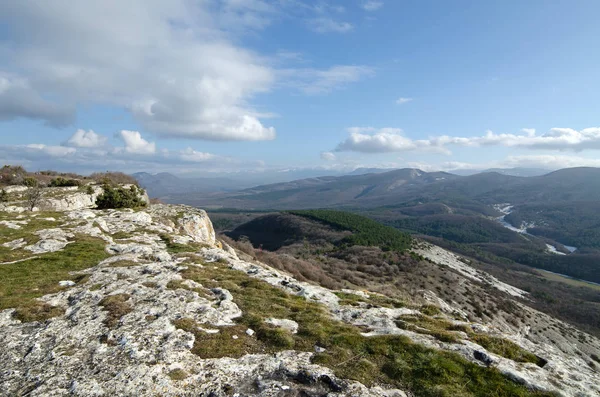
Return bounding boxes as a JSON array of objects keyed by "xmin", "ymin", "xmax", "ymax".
[{"xmin": 289, "ymin": 209, "xmax": 412, "ymax": 252}]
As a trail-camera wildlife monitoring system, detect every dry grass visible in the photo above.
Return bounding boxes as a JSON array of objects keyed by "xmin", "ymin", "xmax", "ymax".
[
  {"xmin": 99, "ymin": 293, "xmax": 132, "ymax": 328},
  {"xmin": 167, "ymin": 369, "xmax": 189, "ymax": 381}
]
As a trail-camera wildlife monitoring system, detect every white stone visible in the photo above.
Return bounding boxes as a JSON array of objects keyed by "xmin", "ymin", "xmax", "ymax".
[
  {"xmin": 265, "ymin": 318, "xmax": 299, "ymax": 334},
  {"xmin": 0, "ymin": 220, "xmax": 27, "ymax": 229},
  {"xmin": 25, "ymin": 239, "xmax": 70, "ymax": 254},
  {"xmin": 59, "ymin": 280, "xmax": 76, "ymax": 287},
  {"xmin": 246, "ymin": 329, "xmax": 255, "ymax": 336},
  {"xmin": 2, "ymin": 238, "xmax": 27, "ymax": 250}
]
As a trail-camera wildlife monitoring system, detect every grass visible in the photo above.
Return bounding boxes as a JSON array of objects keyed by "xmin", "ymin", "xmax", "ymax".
[
  {"xmin": 396, "ymin": 314, "xmax": 462, "ymax": 344},
  {"xmin": 159, "ymin": 233, "xmax": 207, "ymax": 254},
  {"xmin": 167, "ymin": 368, "xmax": 189, "ymax": 381},
  {"xmin": 177, "ymin": 262, "xmax": 555, "ymax": 397},
  {"xmin": 396, "ymin": 314, "xmax": 543, "ymax": 365},
  {"xmin": 335, "ymin": 291, "xmax": 406, "ymax": 309},
  {"xmin": 99, "ymin": 293, "xmax": 132, "ymax": 328},
  {"xmin": 166, "ymin": 279, "xmax": 213, "ymax": 299},
  {"xmin": 0, "ymin": 235, "xmax": 109, "ymax": 322},
  {"xmin": 470, "ymin": 334, "xmax": 544, "ymax": 366},
  {"xmin": 0, "ymin": 212, "xmax": 62, "ymax": 263},
  {"xmin": 537, "ymin": 269, "xmax": 600, "ymax": 292}
]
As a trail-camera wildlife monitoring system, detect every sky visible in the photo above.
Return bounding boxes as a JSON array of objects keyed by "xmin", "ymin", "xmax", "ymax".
[{"xmin": 1, "ymin": 0, "xmax": 600, "ymax": 176}]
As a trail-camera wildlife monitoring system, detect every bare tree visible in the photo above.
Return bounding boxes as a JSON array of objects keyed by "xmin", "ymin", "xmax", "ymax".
[{"xmin": 26, "ymin": 186, "xmax": 44, "ymax": 211}]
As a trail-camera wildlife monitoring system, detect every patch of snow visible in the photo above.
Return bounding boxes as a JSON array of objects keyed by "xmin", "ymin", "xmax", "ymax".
[{"xmin": 546, "ymin": 244, "xmax": 566, "ymax": 255}]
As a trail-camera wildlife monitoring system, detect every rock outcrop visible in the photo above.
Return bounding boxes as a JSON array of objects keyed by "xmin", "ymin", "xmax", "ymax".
[
  {"xmin": 0, "ymin": 201, "xmax": 599, "ymax": 396},
  {"xmin": 0, "ymin": 184, "xmax": 148, "ymax": 213}
]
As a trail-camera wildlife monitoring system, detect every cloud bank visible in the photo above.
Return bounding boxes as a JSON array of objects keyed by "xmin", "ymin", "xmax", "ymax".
[{"xmin": 335, "ymin": 127, "xmax": 600, "ymax": 154}]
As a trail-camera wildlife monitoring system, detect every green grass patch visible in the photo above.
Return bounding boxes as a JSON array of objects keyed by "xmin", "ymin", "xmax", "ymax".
[
  {"xmin": 166, "ymin": 279, "xmax": 213, "ymax": 299},
  {"xmin": 0, "ymin": 235, "xmax": 109, "ymax": 322},
  {"xmin": 159, "ymin": 233, "xmax": 207, "ymax": 253},
  {"xmin": 396, "ymin": 314, "xmax": 463, "ymax": 344},
  {"xmin": 178, "ymin": 262, "xmax": 555, "ymax": 397},
  {"xmin": 335, "ymin": 291, "xmax": 406, "ymax": 309},
  {"xmin": 0, "ymin": 212, "xmax": 63, "ymax": 263},
  {"xmin": 470, "ymin": 334, "xmax": 543, "ymax": 366}
]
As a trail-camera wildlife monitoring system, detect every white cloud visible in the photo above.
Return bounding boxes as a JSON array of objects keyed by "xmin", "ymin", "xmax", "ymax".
[
  {"xmin": 334, "ymin": 127, "xmax": 600, "ymax": 154},
  {"xmin": 25, "ymin": 144, "xmax": 76, "ymax": 157},
  {"xmin": 0, "ymin": 1, "xmax": 279, "ymax": 141},
  {"xmin": 284, "ymin": 65, "xmax": 375, "ymax": 94},
  {"xmin": 407, "ymin": 155, "xmax": 600, "ymax": 173},
  {"xmin": 65, "ymin": 129, "xmax": 107, "ymax": 148},
  {"xmin": 521, "ymin": 128, "xmax": 536, "ymax": 137},
  {"xmin": 502, "ymin": 154, "xmax": 600, "ymax": 169},
  {"xmin": 178, "ymin": 147, "xmax": 217, "ymax": 163},
  {"xmin": 336, "ymin": 127, "xmax": 449, "ymax": 154},
  {"xmin": 308, "ymin": 17, "xmax": 353, "ymax": 33},
  {"xmin": 118, "ymin": 131, "xmax": 156, "ymax": 155},
  {"xmin": 362, "ymin": 1, "xmax": 384, "ymax": 11},
  {"xmin": 320, "ymin": 151, "xmax": 336, "ymax": 161},
  {"xmin": 395, "ymin": 97, "xmax": 413, "ymax": 105},
  {"xmin": 0, "ymin": 1, "xmax": 372, "ymax": 140}
]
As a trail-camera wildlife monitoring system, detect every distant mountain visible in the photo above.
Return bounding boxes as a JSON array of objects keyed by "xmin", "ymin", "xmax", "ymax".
[
  {"xmin": 169, "ymin": 167, "xmax": 600, "ymax": 210},
  {"xmin": 131, "ymin": 169, "xmax": 356, "ymax": 198},
  {"xmin": 132, "ymin": 172, "xmax": 245, "ymax": 198},
  {"xmin": 170, "ymin": 168, "xmax": 460, "ymax": 209},
  {"xmin": 449, "ymin": 168, "xmax": 551, "ymax": 177}
]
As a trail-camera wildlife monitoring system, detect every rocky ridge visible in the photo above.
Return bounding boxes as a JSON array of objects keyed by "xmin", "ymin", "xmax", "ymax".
[{"xmin": 0, "ymin": 189, "xmax": 599, "ymax": 396}]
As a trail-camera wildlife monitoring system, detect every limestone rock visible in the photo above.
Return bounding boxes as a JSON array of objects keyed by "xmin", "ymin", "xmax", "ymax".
[
  {"xmin": 0, "ymin": 200, "xmax": 599, "ymax": 397},
  {"xmin": 264, "ymin": 318, "xmax": 299, "ymax": 334}
]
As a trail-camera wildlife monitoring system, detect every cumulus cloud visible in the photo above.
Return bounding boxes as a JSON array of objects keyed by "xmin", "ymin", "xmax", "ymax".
[
  {"xmin": 0, "ymin": 2, "xmax": 373, "ymax": 140},
  {"xmin": 65, "ymin": 129, "xmax": 107, "ymax": 148},
  {"xmin": 118, "ymin": 131, "xmax": 156, "ymax": 155},
  {"xmin": 335, "ymin": 127, "xmax": 449, "ymax": 154},
  {"xmin": 396, "ymin": 97, "xmax": 413, "ymax": 105},
  {"xmin": 334, "ymin": 127, "xmax": 600, "ymax": 154},
  {"xmin": 320, "ymin": 151, "xmax": 336, "ymax": 161},
  {"xmin": 362, "ymin": 1, "xmax": 384, "ymax": 11}
]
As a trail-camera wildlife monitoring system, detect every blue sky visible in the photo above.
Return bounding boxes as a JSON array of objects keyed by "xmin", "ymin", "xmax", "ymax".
[{"xmin": 1, "ymin": 0, "xmax": 600, "ymax": 176}]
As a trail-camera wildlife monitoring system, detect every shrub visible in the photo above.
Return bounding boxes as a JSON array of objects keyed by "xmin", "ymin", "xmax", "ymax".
[
  {"xmin": 25, "ymin": 186, "xmax": 44, "ymax": 211},
  {"xmin": 23, "ymin": 176, "xmax": 39, "ymax": 187},
  {"xmin": 49, "ymin": 177, "xmax": 81, "ymax": 187},
  {"xmin": 0, "ymin": 165, "xmax": 27, "ymax": 185},
  {"xmin": 96, "ymin": 184, "xmax": 146, "ymax": 209},
  {"xmin": 0, "ymin": 189, "xmax": 8, "ymax": 202}
]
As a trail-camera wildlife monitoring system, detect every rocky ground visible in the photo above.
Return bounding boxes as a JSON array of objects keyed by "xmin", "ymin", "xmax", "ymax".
[{"xmin": 0, "ymin": 188, "xmax": 599, "ymax": 396}]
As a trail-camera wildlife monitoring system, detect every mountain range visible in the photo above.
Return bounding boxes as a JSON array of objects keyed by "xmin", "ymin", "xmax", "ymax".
[{"xmin": 161, "ymin": 167, "xmax": 600, "ymax": 210}]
